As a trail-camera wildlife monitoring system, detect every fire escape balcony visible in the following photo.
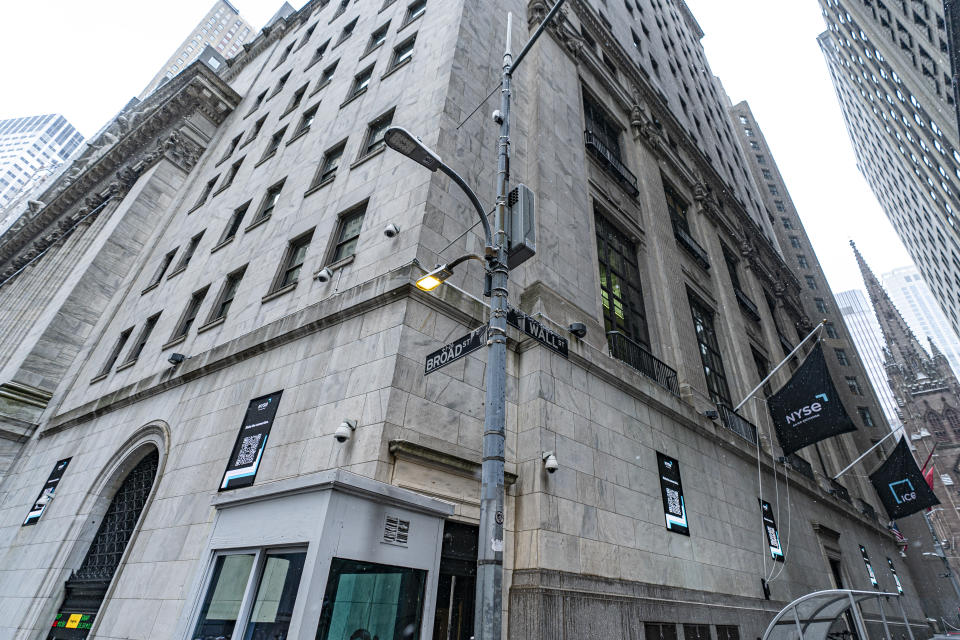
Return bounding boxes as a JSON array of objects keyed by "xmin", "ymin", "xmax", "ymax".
[
  {"xmin": 733, "ymin": 286, "xmax": 761, "ymax": 322},
  {"xmin": 606, "ymin": 331, "xmax": 679, "ymax": 396},
  {"xmin": 671, "ymin": 217, "xmax": 711, "ymax": 270},
  {"xmin": 717, "ymin": 404, "xmax": 759, "ymax": 445}
]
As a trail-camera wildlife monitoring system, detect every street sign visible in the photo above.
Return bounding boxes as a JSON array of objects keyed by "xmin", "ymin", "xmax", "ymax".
[
  {"xmin": 506, "ymin": 307, "xmax": 569, "ymax": 357},
  {"xmin": 425, "ymin": 325, "xmax": 487, "ymax": 375}
]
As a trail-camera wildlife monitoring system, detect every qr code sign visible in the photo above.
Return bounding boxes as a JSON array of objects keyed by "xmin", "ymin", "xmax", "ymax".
[
  {"xmin": 235, "ymin": 434, "xmax": 262, "ymax": 466},
  {"xmin": 767, "ymin": 526, "xmax": 779, "ymax": 547},
  {"xmin": 666, "ymin": 487, "xmax": 682, "ymax": 516}
]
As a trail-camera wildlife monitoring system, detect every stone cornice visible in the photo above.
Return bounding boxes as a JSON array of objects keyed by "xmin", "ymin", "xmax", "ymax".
[{"xmin": 0, "ymin": 64, "xmax": 240, "ymax": 279}]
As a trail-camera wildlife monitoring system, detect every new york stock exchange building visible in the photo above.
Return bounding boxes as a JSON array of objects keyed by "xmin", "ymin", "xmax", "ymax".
[{"xmin": 0, "ymin": 0, "xmax": 949, "ymax": 638}]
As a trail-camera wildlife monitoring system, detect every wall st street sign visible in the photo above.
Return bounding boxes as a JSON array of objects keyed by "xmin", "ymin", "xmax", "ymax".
[
  {"xmin": 506, "ymin": 307, "xmax": 569, "ymax": 357},
  {"xmin": 425, "ymin": 325, "xmax": 488, "ymax": 375}
]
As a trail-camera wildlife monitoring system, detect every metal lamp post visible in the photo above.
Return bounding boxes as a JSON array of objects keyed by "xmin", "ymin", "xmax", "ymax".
[{"xmin": 385, "ymin": 3, "xmax": 567, "ymax": 638}]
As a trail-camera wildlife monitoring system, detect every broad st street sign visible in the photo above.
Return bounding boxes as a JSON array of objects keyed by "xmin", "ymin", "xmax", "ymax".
[
  {"xmin": 425, "ymin": 325, "xmax": 488, "ymax": 375},
  {"xmin": 507, "ymin": 307, "xmax": 569, "ymax": 357}
]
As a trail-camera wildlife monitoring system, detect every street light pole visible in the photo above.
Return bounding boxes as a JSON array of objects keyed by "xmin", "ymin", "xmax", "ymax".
[{"xmin": 922, "ymin": 509, "xmax": 960, "ymax": 604}]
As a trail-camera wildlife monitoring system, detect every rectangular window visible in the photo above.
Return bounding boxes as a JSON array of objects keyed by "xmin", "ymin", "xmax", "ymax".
[
  {"xmin": 220, "ymin": 202, "xmax": 249, "ymax": 244},
  {"xmin": 631, "ymin": 28, "xmax": 642, "ymax": 52},
  {"xmin": 247, "ymin": 116, "xmax": 267, "ymax": 143},
  {"xmin": 805, "ymin": 275, "xmax": 817, "ymax": 290},
  {"xmin": 366, "ymin": 23, "xmax": 389, "ymax": 55},
  {"xmin": 222, "ymin": 158, "xmax": 244, "ymax": 188},
  {"xmin": 761, "ymin": 168, "xmax": 773, "ymax": 180},
  {"xmin": 175, "ymin": 232, "xmax": 205, "ymax": 271},
  {"xmin": 858, "ymin": 406, "xmax": 875, "ymax": 427},
  {"xmin": 756, "ymin": 154, "xmax": 766, "ymax": 164},
  {"xmin": 262, "ymin": 126, "xmax": 288, "ymax": 160},
  {"xmin": 330, "ymin": 203, "xmax": 366, "ymax": 263},
  {"xmin": 350, "ymin": 65, "xmax": 374, "ymax": 99},
  {"xmin": 299, "ymin": 23, "xmax": 317, "ymax": 48},
  {"xmin": 595, "ymin": 211, "xmax": 649, "ymax": 347},
  {"xmin": 124, "ymin": 313, "xmax": 160, "ymax": 364},
  {"xmin": 276, "ymin": 41, "xmax": 294, "ymax": 67},
  {"xmin": 404, "ymin": 0, "xmax": 427, "ymax": 25},
  {"xmin": 254, "ymin": 180, "xmax": 285, "ymax": 222},
  {"xmin": 684, "ymin": 625, "xmax": 711, "ymax": 640},
  {"xmin": 270, "ymin": 71, "xmax": 291, "ymax": 97},
  {"xmin": 752, "ymin": 348, "xmax": 772, "ymax": 396},
  {"xmin": 749, "ymin": 140, "xmax": 759, "ymax": 150},
  {"xmin": 716, "ymin": 626, "xmax": 740, "ymax": 640},
  {"xmin": 171, "ymin": 286, "xmax": 209, "ymax": 340},
  {"xmin": 583, "ymin": 92, "xmax": 622, "ymax": 164},
  {"xmin": 846, "ymin": 376, "xmax": 863, "ymax": 395},
  {"xmin": 646, "ymin": 623, "xmax": 679, "ymax": 640},
  {"xmin": 219, "ymin": 134, "xmax": 243, "ymax": 163},
  {"xmin": 362, "ymin": 109, "xmax": 394, "ymax": 157},
  {"xmin": 767, "ymin": 183, "xmax": 779, "ymax": 196},
  {"xmin": 336, "ymin": 18, "xmax": 358, "ymax": 46},
  {"xmin": 723, "ymin": 244, "xmax": 741, "ymax": 290},
  {"xmin": 149, "ymin": 249, "xmax": 178, "ymax": 286},
  {"xmin": 744, "ymin": 127, "xmax": 755, "ymax": 137},
  {"xmin": 97, "ymin": 327, "xmax": 133, "ymax": 376},
  {"xmin": 664, "ymin": 184, "xmax": 690, "ymax": 235},
  {"xmin": 208, "ymin": 266, "xmax": 246, "ymax": 322},
  {"xmin": 318, "ymin": 60, "xmax": 339, "ymax": 87},
  {"xmin": 797, "ymin": 254, "xmax": 808, "ymax": 269},
  {"xmin": 825, "ymin": 322, "xmax": 838, "ymax": 339},
  {"xmin": 286, "ymin": 83, "xmax": 308, "ymax": 113},
  {"xmin": 781, "ymin": 217, "xmax": 793, "ymax": 229},
  {"xmin": 774, "ymin": 200, "xmax": 785, "ymax": 212},
  {"xmin": 815, "ymin": 297, "xmax": 828, "ymax": 314},
  {"xmin": 835, "ymin": 348, "xmax": 849, "ymax": 365},
  {"xmin": 192, "ymin": 550, "xmax": 307, "ymax": 640},
  {"xmin": 310, "ymin": 39, "xmax": 330, "ymax": 66},
  {"xmin": 247, "ymin": 90, "xmax": 267, "ymax": 116},
  {"xmin": 316, "ymin": 557, "xmax": 427, "ymax": 639},
  {"xmin": 689, "ymin": 293, "xmax": 732, "ymax": 407},
  {"xmin": 789, "ymin": 236, "xmax": 801, "ymax": 249},
  {"xmin": 391, "ymin": 35, "xmax": 416, "ymax": 70},
  {"xmin": 273, "ymin": 230, "xmax": 314, "ymax": 291},
  {"xmin": 194, "ymin": 176, "xmax": 219, "ymax": 208},
  {"xmin": 313, "ymin": 142, "xmax": 346, "ymax": 187},
  {"xmin": 295, "ymin": 104, "xmax": 318, "ymax": 136}
]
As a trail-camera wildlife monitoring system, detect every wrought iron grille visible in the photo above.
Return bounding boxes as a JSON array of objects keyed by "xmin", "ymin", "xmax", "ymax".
[
  {"xmin": 72, "ymin": 450, "xmax": 158, "ymax": 583},
  {"xmin": 716, "ymin": 404, "xmax": 758, "ymax": 445},
  {"xmin": 606, "ymin": 331, "xmax": 680, "ymax": 396}
]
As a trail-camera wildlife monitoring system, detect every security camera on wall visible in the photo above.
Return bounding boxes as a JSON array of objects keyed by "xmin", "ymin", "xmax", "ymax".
[
  {"xmin": 383, "ymin": 223, "xmax": 400, "ymax": 238},
  {"xmin": 334, "ymin": 419, "xmax": 356, "ymax": 443},
  {"xmin": 542, "ymin": 451, "xmax": 558, "ymax": 474}
]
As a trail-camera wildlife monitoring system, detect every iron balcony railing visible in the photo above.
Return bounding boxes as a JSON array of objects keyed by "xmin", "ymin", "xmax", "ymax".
[
  {"xmin": 717, "ymin": 404, "xmax": 759, "ymax": 445},
  {"xmin": 606, "ymin": 331, "xmax": 679, "ymax": 396},
  {"xmin": 733, "ymin": 286, "xmax": 761, "ymax": 322},
  {"xmin": 829, "ymin": 478, "xmax": 852, "ymax": 503},
  {"xmin": 671, "ymin": 219, "xmax": 711, "ymax": 270},
  {"xmin": 584, "ymin": 130, "xmax": 640, "ymax": 197},
  {"xmin": 784, "ymin": 453, "xmax": 815, "ymax": 481}
]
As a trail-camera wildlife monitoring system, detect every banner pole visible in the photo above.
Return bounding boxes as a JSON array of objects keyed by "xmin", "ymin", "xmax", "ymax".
[
  {"xmin": 832, "ymin": 429, "xmax": 898, "ymax": 480},
  {"xmin": 734, "ymin": 320, "xmax": 825, "ymax": 412}
]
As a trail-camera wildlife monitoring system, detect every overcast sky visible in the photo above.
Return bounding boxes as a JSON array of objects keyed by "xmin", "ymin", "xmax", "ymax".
[{"xmin": 0, "ymin": 0, "xmax": 914, "ymax": 293}]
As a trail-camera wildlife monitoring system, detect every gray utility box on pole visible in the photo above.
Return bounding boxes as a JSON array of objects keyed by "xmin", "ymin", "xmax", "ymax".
[{"xmin": 507, "ymin": 184, "xmax": 535, "ymax": 269}]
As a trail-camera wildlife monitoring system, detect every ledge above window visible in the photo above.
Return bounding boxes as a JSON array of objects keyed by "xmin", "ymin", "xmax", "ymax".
[
  {"xmin": 210, "ymin": 237, "xmax": 235, "ymax": 255},
  {"xmin": 141, "ymin": 282, "xmax": 160, "ymax": 296},
  {"xmin": 244, "ymin": 215, "xmax": 272, "ymax": 234},
  {"xmin": 261, "ymin": 281, "xmax": 298, "ymax": 303},
  {"xmin": 166, "ymin": 265, "xmax": 187, "ymax": 280},
  {"xmin": 349, "ymin": 144, "xmax": 386, "ymax": 169},
  {"xmin": 340, "ymin": 87, "xmax": 368, "ymax": 110},
  {"xmin": 161, "ymin": 335, "xmax": 187, "ymax": 351},
  {"xmin": 196, "ymin": 316, "xmax": 226, "ymax": 334},
  {"xmin": 304, "ymin": 176, "xmax": 335, "ymax": 198}
]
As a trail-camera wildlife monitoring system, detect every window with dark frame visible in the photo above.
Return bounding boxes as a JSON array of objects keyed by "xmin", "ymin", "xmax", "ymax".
[
  {"xmin": 805, "ymin": 275, "xmax": 817, "ymax": 290},
  {"xmin": 381, "ymin": 0, "xmax": 398, "ymax": 9},
  {"xmin": 97, "ymin": 328, "xmax": 133, "ymax": 377},
  {"xmin": 846, "ymin": 376, "xmax": 863, "ymax": 395},
  {"xmin": 752, "ymin": 348, "xmax": 772, "ymax": 396},
  {"xmin": 336, "ymin": 18, "xmax": 358, "ymax": 46},
  {"xmin": 175, "ymin": 232, "xmax": 205, "ymax": 271},
  {"xmin": 349, "ymin": 65, "xmax": 374, "ymax": 99},
  {"xmin": 313, "ymin": 142, "xmax": 346, "ymax": 186},
  {"xmin": 310, "ymin": 39, "xmax": 330, "ymax": 66},
  {"xmin": 390, "ymin": 35, "xmax": 416, "ymax": 69},
  {"xmin": 722, "ymin": 244, "xmax": 741, "ymax": 290},
  {"xmin": 222, "ymin": 158, "xmax": 244, "ymax": 189},
  {"xmin": 330, "ymin": 203, "xmax": 366, "ymax": 263},
  {"xmin": 595, "ymin": 209, "xmax": 650, "ymax": 348},
  {"xmin": 815, "ymin": 297, "xmax": 828, "ymax": 313},
  {"xmin": 645, "ymin": 623, "xmax": 679, "ymax": 640},
  {"xmin": 362, "ymin": 109, "xmax": 394, "ymax": 156},
  {"xmin": 689, "ymin": 292, "xmax": 733, "ymax": 407},
  {"xmin": 254, "ymin": 180, "xmax": 285, "ymax": 222},
  {"xmin": 583, "ymin": 92, "xmax": 623, "ymax": 165},
  {"xmin": 274, "ymin": 230, "xmax": 314, "ymax": 291},
  {"xmin": 247, "ymin": 90, "xmax": 267, "ymax": 116},
  {"xmin": 220, "ymin": 202, "xmax": 250, "ymax": 244},
  {"xmin": 684, "ymin": 625, "xmax": 711, "ymax": 640},
  {"xmin": 835, "ymin": 348, "xmax": 849, "ymax": 365},
  {"xmin": 318, "ymin": 60, "xmax": 339, "ymax": 88},
  {"xmin": 664, "ymin": 184, "xmax": 691, "ymax": 235},
  {"xmin": 219, "ymin": 134, "xmax": 243, "ymax": 163},
  {"xmin": 208, "ymin": 266, "xmax": 247, "ymax": 323},
  {"xmin": 715, "ymin": 626, "xmax": 740, "ymax": 640},
  {"xmin": 300, "ymin": 23, "xmax": 317, "ymax": 48},
  {"xmin": 247, "ymin": 116, "xmax": 267, "ymax": 143},
  {"xmin": 194, "ymin": 176, "xmax": 219, "ymax": 208},
  {"xmin": 825, "ymin": 322, "xmax": 839, "ymax": 339},
  {"xmin": 262, "ymin": 127, "xmax": 288, "ymax": 160},
  {"xmin": 124, "ymin": 313, "xmax": 160, "ymax": 364},
  {"xmin": 404, "ymin": 0, "xmax": 427, "ymax": 25},
  {"xmin": 366, "ymin": 23, "xmax": 390, "ymax": 55},
  {"xmin": 276, "ymin": 42, "xmax": 294, "ymax": 67},
  {"xmin": 789, "ymin": 235, "xmax": 801, "ymax": 248},
  {"xmin": 858, "ymin": 406, "xmax": 875, "ymax": 427},
  {"xmin": 781, "ymin": 216, "xmax": 793, "ymax": 229},
  {"xmin": 797, "ymin": 254, "xmax": 809, "ymax": 269},
  {"xmin": 295, "ymin": 105, "xmax": 318, "ymax": 136},
  {"xmin": 271, "ymin": 71, "xmax": 291, "ymax": 97},
  {"xmin": 171, "ymin": 286, "xmax": 209, "ymax": 341},
  {"xmin": 286, "ymin": 83, "xmax": 309, "ymax": 113},
  {"xmin": 149, "ymin": 249, "xmax": 178, "ymax": 286}
]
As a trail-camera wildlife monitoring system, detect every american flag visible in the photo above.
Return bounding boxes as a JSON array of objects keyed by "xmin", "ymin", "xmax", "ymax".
[{"xmin": 889, "ymin": 521, "xmax": 908, "ymax": 551}]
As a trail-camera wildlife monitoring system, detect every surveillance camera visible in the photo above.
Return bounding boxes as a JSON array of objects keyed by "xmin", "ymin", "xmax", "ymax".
[
  {"xmin": 704, "ymin": 409, "xmax": 719, "ymax": 420},
  {"xmin": 568, "ymin": 322, "xmax": 587, "ymax": 339},
  {"xmin": 167, "ymin": 353, "xmax": 187, "ymax": 366},
  {"xmin": 492, "ymin": 110, "xmax": 504, "ymax": 124},
  {"xmin": 316, "ymin": 267, "xmax": 333, "ymax": 283},
  {"xmin": 383, "ymin": 223, "xmax": 400, "ymax": 238},
  {"xmin": 334, "ymin": 419, "xmax": 356, "ymax": 443},
  {"xmin": 542, "ymin": 451, "xmax": 558, "ymax": 474}
]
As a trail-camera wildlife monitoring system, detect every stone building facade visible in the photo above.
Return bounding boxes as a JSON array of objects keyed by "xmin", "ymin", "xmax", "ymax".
[{"xmin": 0, "ymin": 0, "xmax": 938, "ymax": 638}]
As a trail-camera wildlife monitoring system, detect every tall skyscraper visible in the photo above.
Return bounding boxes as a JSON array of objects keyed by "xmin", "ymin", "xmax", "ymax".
[
  {"xmin": 883, "ymin": 264, "xmax": 960, "ymax": 378},
  {"xmin": 0, "ymin": 1, "xmax": 933, "ymax": 637},
  {"xmin": 0, "ymin": 114, "xmax": 83, "ymax": 210},
  {"xmin": 836, "ymin": 288, "xmax": 903, "ymax": 429},
  {"xmin": 818, "ymin": 0, "xmax": 960, "ymax": 337},
  {"xmin": 137, "ymin": 0, "xmax": 260, "ymax": 99}
]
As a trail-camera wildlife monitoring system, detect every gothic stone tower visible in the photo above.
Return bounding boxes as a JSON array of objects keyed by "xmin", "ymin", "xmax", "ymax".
[{"xmin": 853, "ymin": 241, "xmax": 960, "ymax": 615}]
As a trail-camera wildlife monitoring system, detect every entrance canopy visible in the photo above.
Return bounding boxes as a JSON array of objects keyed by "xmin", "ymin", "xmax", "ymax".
[{"xmin": 762, "ymin": 589, "xmax": 915, "ymax": 640}]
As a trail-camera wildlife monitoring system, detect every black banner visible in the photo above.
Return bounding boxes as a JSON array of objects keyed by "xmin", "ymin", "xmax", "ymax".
[
  {"xmin": 23, "ymin": 458, "xmax": 71, "ymax": 526},
  {"xmin": 760, "ymin": 499, "xmax": 784, "ymax": 562},
  {"xmin": 220, "ymin": 391, "xmax": 283, "ymax": 491},
  {"xmin": 887, "ymin": 557, "xmax": 903, "ymax": 594},
  {"xmin": 859, "ymin": 545, "xmax": 878, "ymax": 589},
  {"xmin": 768, "ymin": 342, "xmax": 857, "ymax": 456},
  {"xmin": 657, "ymin": 452, "xmax": 689, "ymax": 535},
  {"xmin": 869, "ymin": 437, "xmax": 940, "ymax": 519}
]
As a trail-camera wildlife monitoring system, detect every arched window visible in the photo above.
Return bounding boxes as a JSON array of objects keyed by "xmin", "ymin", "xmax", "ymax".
[
  {"xmin": 946, "ymin": 408, "xmax": 960, "ymax": 436},
  {"xmin": 49, "ymin": 449, "xmax": 158, "ymax": 638},
  {"xmin": 927, "ymin": 411, "xmax": 948, "ymax": 441}
]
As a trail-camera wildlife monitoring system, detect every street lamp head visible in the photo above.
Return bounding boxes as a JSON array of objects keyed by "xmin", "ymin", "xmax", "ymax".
[
  {"xmin": 415, "ymin": 264, "xmax": 453, "ymax": 292},
  {"xmin": 384, "ymin": 127, "xmax": 442, "ymax": 172}
]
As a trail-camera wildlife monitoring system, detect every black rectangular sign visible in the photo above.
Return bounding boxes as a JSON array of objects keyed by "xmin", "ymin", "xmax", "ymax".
[
  {"xmin": 23, "ymin": 457, "xmax": 71, "ymax": 526},
  {"xmin": 507, "ymin": 307, "xmax": 569, "ymax": 357},
  {"xmin": 657, "ymin": 452, "xmax": 689, "ymax": 535},
  {"xmin": 869, "ymin": 436, "xmax": 940, "ymax": 519},
  {"xmin": 220, "ymin": 390, "xmax": 283, "ymax": 491},
  {"xmin": 887, "ymin": 557, "xmax": 903, "ymax": 594},
  {"xmin": 424, "ymin": 325, "xmax": 487, "ymax": 375},
  {"xmin": 760, "ymin": 499, "xmax": 784, "ymax": 562},
  {"xmin": 860, "ymin": 544, "xmax": 879, "ymax": 589}
]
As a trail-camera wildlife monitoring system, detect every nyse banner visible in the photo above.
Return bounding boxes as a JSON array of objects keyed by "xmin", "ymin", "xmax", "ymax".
[
  {"xmin": 760, "ymin": 499, "xmax": 784, "ymax": 562},
  {"xmin": 220, "ymin": 391, "xmax": 283, "ymax": 491},
  {"xmin": 869, "ymin": 437, "xmax": 940, "ymax": 519},
  {"xmin": 860, "ymin": 545, "xmax": 879, "ymax": 588},
  {"xmin": 23, "ymin": 457, "xmax": 71, "ymax": 526},
  {"xmin": 768, "ymin": 341, "xmax": 857, "ymax": 456},
  {"xmin": 657, "ymin": 452, "xmax": 689, "ymax": 535},
  {"xmin": 887, "ymin": 557, "xmax": 904, "ymax": 594}
]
